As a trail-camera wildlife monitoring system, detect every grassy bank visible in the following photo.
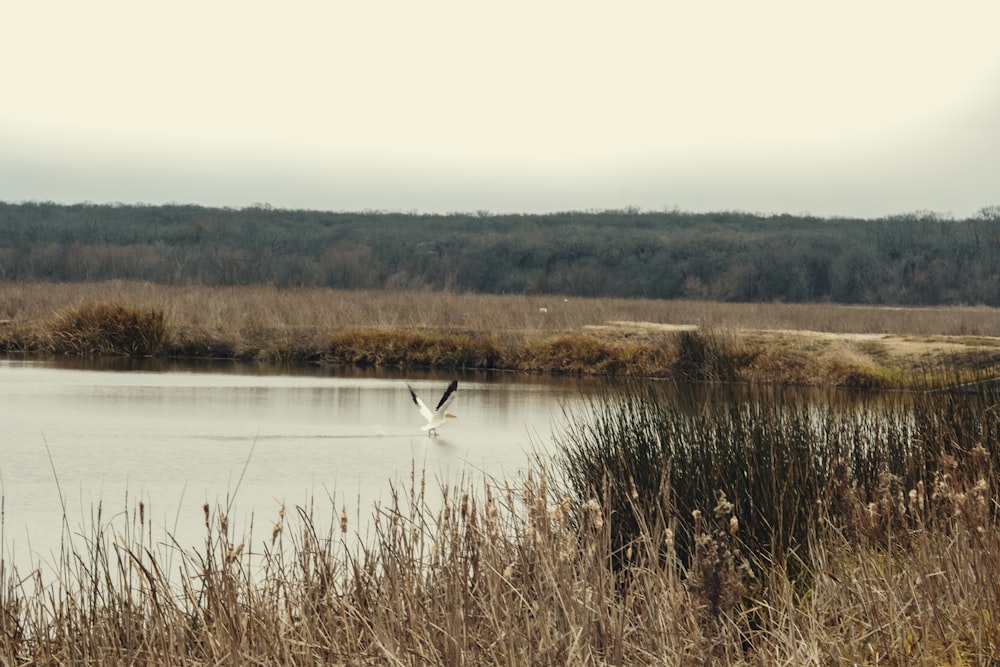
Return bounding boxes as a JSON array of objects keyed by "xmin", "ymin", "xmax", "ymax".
[
  {"xmin": 3, "ymin": 281, "xmax": 1000, "ymax": 387},
  {"xmin": 2, "ymin": 382, "xmax": 998, "ymax": 664}
]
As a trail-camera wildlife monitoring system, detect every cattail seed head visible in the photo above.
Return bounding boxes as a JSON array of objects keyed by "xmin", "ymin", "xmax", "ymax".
[
  {"xmin": 587, "ymin": 498, "xmax": 604, "ymax": 531},
  {"xmin": 226, "ymin": 543, "xmax": 244, "ymax": 565}
]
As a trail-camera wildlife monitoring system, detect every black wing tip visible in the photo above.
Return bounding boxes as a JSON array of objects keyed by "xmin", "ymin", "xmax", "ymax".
[{"xmin": 435, "ymin": 380, "xmax": 458, "ymax": 411}]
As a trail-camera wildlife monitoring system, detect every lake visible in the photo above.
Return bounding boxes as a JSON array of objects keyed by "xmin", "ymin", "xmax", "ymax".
[{"xmin": 0, "ymin": 358, "xmax": 589, "ymax": 569}]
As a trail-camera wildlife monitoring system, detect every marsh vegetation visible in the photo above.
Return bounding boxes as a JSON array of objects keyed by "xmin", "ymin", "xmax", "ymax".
[
  {"xmin": 3, "ymin": 281, "xmax": 1000, "ymax": 388},
  {"xmin": 1, "ymin": 380, "xmax": 998, "ymax": 664},
  {"xmin": 2, "ymin": 282, "xmax": 1000, "ymax": 662}
]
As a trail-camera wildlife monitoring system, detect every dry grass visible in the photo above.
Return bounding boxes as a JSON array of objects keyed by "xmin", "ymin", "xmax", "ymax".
[
  {"xmin": 1, "ymin": 364, "xmax": 999, "ymax": 663},
  {"xmin": 6, "ymin": 281, "xmax": 1000, "ymax": 337},
  {"xmin": 2, "ymin": 464, "xmax": 997, "ymax": 664},
  {"xmin": 2, "ymin": 280, "xmax": 1000, "ymax": 386}
]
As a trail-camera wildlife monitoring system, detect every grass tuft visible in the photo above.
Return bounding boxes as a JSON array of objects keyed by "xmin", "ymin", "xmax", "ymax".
[{"xmin": 45, "ymin": 303, "xmax": 168, "ymax": 356}]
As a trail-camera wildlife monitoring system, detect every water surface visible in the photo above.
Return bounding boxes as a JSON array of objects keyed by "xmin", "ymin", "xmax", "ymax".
[{"xmin": 1, "ymin": 359, "xmax": 585, "ymax": 567}]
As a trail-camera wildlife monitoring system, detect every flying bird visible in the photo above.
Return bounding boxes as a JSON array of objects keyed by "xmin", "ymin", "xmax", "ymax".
[{"xmin": 408, "ymin": 380, "xmax": 458, "ymax": 436}]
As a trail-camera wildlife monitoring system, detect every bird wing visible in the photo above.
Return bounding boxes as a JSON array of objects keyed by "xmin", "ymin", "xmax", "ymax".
[
  {"xmin": 433, "ymin": 380, "xmax": 458, "ymax": 416},
  {"xmin": 408, "ymin": 384, "xmax": 435, "ymax": 422}
]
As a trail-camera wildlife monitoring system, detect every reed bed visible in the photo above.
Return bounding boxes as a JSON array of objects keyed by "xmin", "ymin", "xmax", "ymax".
[
  {"xmin": 554, "ymin": 379, "xmax": 1000, "ymax": 570},
  {"xmin": 5, "ymin": 281, "xmax": 1000, "ymax": 338},
  {"xmin": 3, "ymin": 281, "xmax": 1000, "ymax": 387},
  {"xmin": 2, "ymin": 383, "xmax": 999, "ymax": 664}
]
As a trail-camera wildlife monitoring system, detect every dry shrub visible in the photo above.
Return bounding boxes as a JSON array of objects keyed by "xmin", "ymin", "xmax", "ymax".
[
  {"xmin": 516, "ymin": 335, "xmax": 624, "ymax": 374},
  {"xmin": 45, "ymin": 303, "xmax": 168, "ymax": 356}
]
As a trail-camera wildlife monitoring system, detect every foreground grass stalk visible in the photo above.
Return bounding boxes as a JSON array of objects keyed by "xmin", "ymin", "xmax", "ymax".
[{"xmin": 3, "ymin": 438, "xmax": 997, "ymax": 664}]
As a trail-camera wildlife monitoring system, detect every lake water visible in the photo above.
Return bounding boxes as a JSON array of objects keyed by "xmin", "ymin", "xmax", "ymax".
[{"xmin": 0, "ymin": 358, "xmax": 589, "ymax": 570}]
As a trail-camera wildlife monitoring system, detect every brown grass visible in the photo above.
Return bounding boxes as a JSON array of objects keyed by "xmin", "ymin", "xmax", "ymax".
[
  {"xmin": 2, "ymin": 280, "xmax": 999, "ymax": 387},
  {"xmin": 2, "ymin": 463, "xmax": 997, "ymax": 664}
]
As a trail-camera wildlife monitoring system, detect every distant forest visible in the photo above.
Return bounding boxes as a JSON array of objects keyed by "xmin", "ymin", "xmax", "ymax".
[{"xmin": 3, "ymin": 201, "xmax": 1000, "ymax": 306}]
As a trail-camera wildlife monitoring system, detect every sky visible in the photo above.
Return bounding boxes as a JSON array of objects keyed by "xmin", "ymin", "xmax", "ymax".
[{"xmin": 2, "ymin": 1, "xmax": 1000, "ymax": 219}]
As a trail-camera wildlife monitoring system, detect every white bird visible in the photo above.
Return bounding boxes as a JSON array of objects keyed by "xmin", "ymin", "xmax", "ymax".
[{"xmin": 408, "ymin": 380, "xmax": 458, "ymax": 436}]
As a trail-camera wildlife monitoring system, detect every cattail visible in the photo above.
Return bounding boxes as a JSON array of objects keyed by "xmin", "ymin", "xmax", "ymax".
[
  {"xmin": 219, "ymin": 512, "xmax": 228, "ymax": 535},
  {"xmin": 203, "ymin": 502, "xmax": 210, "ymax": 529},
  {"xmin": 340, "ymin": 506, "xmax": 348, "ymax": 534},
  {"xmin": 587, "ymin": 498, "xmax": 604, "ymax": 531},
  {"xmin": 485, "ymin": 496, "xmax": 499, "ymax": 540},
  {"xmin": 271, "ymin": 522, "xmax": 282, "ymax": 545},
  {"xmin": 551, "ymin": 495, "xmax": 571, "ymax": 524},
  {"xmin": 558, "ymin": 539, "xmax": 573, "ymax": 564},
  {"xmin": 139, "ymin": 501, "xmax": 144, "ymax": 526},
  {"xmin": 226, "ymin": 543, "xmax": 244, "ymax": 564},
  {"xmin": 693, "ymin": 509, "xmax": 702, "ymax": 539},
  {"xmin": 714, "ymin": 491, "xmax": 733, "ymax": 517},
  {"xmin": 729, "ymin": 515, "xmax": 739, "ymax": 536},
  {"xmin": 971, "ymin": 444, "xmax": 989, "ymax": 465}
]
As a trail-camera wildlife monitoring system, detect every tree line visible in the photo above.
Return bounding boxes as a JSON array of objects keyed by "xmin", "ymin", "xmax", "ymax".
[{"xmin": 2, "ymin": 201, "xmax": 1000, "ymax": 305}]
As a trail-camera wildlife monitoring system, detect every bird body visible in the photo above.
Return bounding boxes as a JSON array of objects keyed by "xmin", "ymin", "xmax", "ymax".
[{"xmin": 408, "ymin": 380, "xmax": 458, "ymax": 436}]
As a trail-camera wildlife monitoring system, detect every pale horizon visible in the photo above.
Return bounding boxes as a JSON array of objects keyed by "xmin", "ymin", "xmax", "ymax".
[{"xmin": 3, "ymin": 1, "xmax": 999, "ymax": 219}]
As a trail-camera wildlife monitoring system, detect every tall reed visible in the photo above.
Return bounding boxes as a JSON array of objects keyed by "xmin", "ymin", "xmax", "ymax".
[
  {"xmin": 553, "ymin": 380, "xmax": 1000, "ymax": 571},
  {"xmin": 2, "ymin": 441, "xmax": 998, "ymax": 663}
]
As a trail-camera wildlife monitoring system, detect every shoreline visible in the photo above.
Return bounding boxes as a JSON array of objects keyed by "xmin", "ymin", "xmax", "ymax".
[{"xmin": 2, "ymin": 281, "xmax": 999, "ymax": 388}]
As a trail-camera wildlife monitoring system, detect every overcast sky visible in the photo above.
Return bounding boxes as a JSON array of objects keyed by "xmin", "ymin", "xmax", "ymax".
[{"xmin": 2, "ymin": 2, "xmax": 999, "ymax": 219}]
